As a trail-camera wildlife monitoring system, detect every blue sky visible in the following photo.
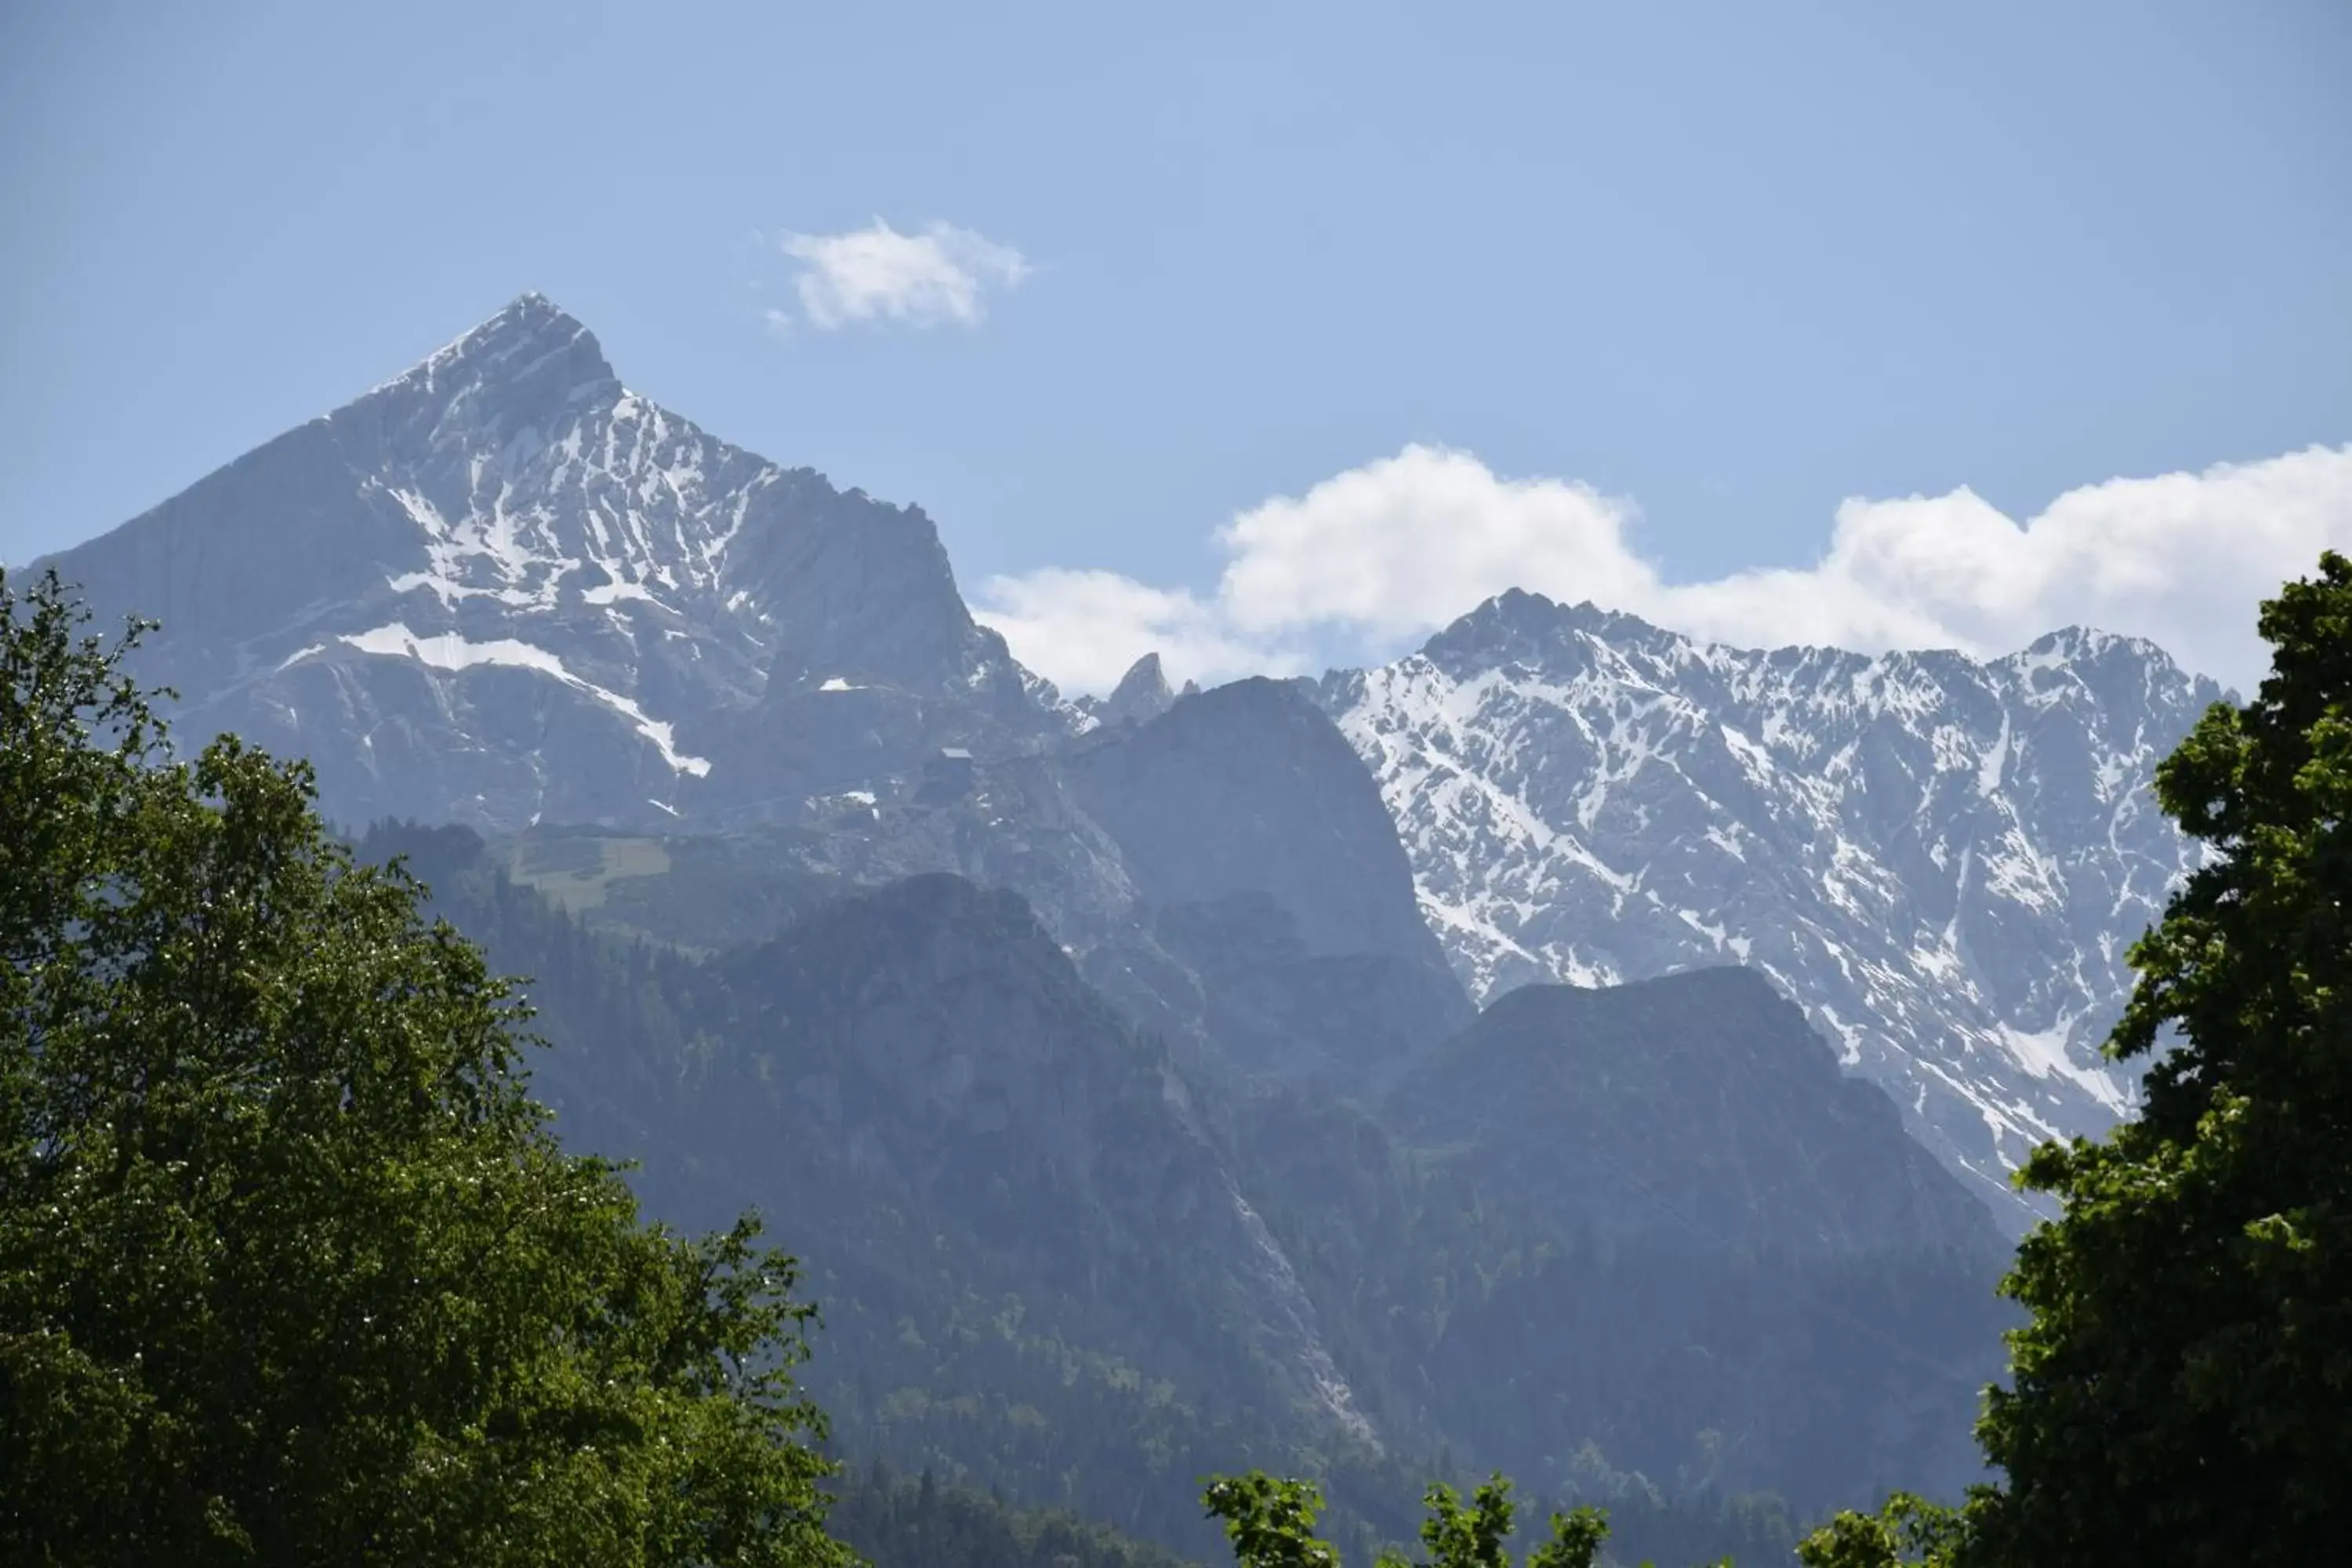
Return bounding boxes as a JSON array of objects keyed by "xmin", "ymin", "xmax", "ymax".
[{"xmin": 5, "ymin": 0, "xmax": 2348, "ymax": 690}]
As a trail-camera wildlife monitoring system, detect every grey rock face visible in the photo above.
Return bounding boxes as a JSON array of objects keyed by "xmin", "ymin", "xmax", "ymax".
[
  {"xmin": 482, "ymin": 677, "xmax": 1477, "ymax": 1092},
  {"xmin": 1057, "ymin": 678, "xmax": 1473, "ymax": 1086},
  {"xmin": 38, "ymin": 294, "xmax": 1052, "ymax": 832},
  {"xmin": 1098, "ymin": 652, "xmax": 1178, "ymax": 726},
  {"xmin": 1322, "ymin": 590, "xmax": 2223, "ymax": 1226},
  {"xmin": 1064, "ymin": 678, "xmax": 1454, "ymax": 973}
]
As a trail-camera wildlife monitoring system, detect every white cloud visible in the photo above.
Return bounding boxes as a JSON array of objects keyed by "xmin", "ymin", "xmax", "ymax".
[
  {"xmin": 971, "ymin": 441, "xmax": 2352, "ymax": 696},
  {"xmin": 774, "ymin": 219, "xmax": 1029, "ymax": 331},
  {"xmin": 975, "ymin": 569, "xmax": 1312, "ymax": 697}
]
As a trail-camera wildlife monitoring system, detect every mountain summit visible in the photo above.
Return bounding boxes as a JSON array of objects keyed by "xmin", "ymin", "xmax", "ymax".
[
  {"xmin": 41, "ymin": 295, "xmax": 1053, "ymax": 829},
  {"xmin": 364, "ymin": 292, "xmax": 622, "ymax": 444}
]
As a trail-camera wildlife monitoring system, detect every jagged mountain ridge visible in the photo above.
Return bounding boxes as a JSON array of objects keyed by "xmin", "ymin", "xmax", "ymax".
[
  {"xmin": 1319, "ymin": 590, "xmax": 2224, "ymax": 1224},
  {"xmin": 40, "ymin": 294, "xmax": 1056, "ymax": 831}
]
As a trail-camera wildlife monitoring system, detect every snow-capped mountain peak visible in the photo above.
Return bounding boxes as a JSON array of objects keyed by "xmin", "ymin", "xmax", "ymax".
[
  {"xmin": 42, "ymin": 296, "xmax": 1051, "ymax": 829},
  {"xmin": 328, "ymin": 293, "xmax": 789, "ymax": 619}
]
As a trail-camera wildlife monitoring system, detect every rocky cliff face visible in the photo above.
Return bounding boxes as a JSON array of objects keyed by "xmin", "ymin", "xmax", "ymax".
[
  {"xmin": 1321, "ymin": 591, "xmax": 2221, "ymax": 1224},
  {"xmin": 1061, "ymin": 678, "xmax": 1456, "ymax": 971},
  {"xmin": 1058, "ymin": 677, "xmax": 1472, "ymax": 1087},
  {"xmin": 1096, "ymin": 652, "xmax": 1178, "ymax": 727}
]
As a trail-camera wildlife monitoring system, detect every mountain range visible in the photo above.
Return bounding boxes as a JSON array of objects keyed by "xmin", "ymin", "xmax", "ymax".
[
  {"xmin": 1319, "ymin": 593, "xmax": 2222, "ymax": 1221},
  {"xmin": 25, "ymin": 293, "xmax": 2214, "ymax": 1550},
  {"xmin": 39, "ymin": 293, "xmax": 2216, "ymax": 1222}
]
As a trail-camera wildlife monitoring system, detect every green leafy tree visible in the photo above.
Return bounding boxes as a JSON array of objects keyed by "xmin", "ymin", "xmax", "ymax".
[
  {"xmin": 1204, "ymin": 1473, "xmax": 1344, "ymax": 1568},
  {"xmin": 1968, "ymin": 550, "xmax": 2352, "ymax": 1564},
  {"xmin": 1791, "ymin": 1494, "xmax": 1960, "ymax": 1568},
  {"xmin": 1801, "ymin": 551, "xmax": 2352, "ymax": 1567},
  {"xmin": 0, "ymin": 567, "xmax": 856, "ymax": 1567},
  {"xmin": 1387, "ymin": 1476, "xmax": 1519, "ymax": 1568},
  {"xmin": 1205, "ymin": 1469, "xmax": 1707, "ymax": 1568}
]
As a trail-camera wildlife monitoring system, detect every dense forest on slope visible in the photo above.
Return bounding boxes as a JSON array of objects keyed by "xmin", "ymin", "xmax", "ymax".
[
  {"xmin": 830, "ymin": 1461, "xmax": 1198, "ymax": 1568},
  {"xmin": 361, "ymin": 815, "xmax": 1976, "ymax": 1558}
]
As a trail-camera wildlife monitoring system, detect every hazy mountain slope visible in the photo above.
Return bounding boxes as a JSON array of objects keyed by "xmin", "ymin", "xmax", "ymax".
[
  {"xmin": 1390, "ymin": 968, "xmax": 2005, "ymax": 1261},
  {"xmin": 377, "ymin": 826, "xmax": 1387, "ymax": 1550},
  {"xmin": 1058, "ymin": 678, "xmax": 1472, "ymax": 1087},
  {"xmin": 459, "ymin": 674, "xmax": 1475, "ymax": 1094},
  {"xmin": 1062, "ymin": 678, "xmax": 1451, "ymax": 972},
  {"xmin": 378, "ymin": 823, "xmax": 1994, "ymax": 1534},
  {"xmin": 1384, "ymin": 967, "xmax": 2010, "ymax": 1507},
  {"xmin": 1321, "ymin": 590, "xmax": 2222, "ymax": 1222}
]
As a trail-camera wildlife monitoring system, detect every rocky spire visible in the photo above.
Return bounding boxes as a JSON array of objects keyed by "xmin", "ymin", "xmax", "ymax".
[{"xmin": 1100, "ymin": 651, "xmax": 1177, "ymax": 725}]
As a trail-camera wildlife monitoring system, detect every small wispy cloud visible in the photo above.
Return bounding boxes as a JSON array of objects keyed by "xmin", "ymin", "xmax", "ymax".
[{"xmin": 771, "ymin": 219, "xmax": 1029, "ymax": 332}]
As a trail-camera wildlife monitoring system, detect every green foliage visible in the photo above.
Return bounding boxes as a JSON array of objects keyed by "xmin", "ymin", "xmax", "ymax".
[
  {"xmin": 0, "ymin": 568, "xmax": 855, "ymax": 1566},
  {"xmin": 1203, "ymin": 1471, "xmax": 1727, "ymax": 1568},
  {"xmin": 831, "ymin": 1457, "xmax": 1192, "ymax": 1568},
  {"xmin": 1204, "ymin": 1473, "xmax": 1341, "ymax": 1568},
  {"xmin": 1791, "ymin": 1494, "xmax": 1962, "ymax": 1568},
  {"xmin": 1396, "ymin": 1476, "xmax": 1519, "ymax": 1568},
  {"xmin": 1523, "ymin": 1508, "xmax": 1612, "ymax": 1568}
]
